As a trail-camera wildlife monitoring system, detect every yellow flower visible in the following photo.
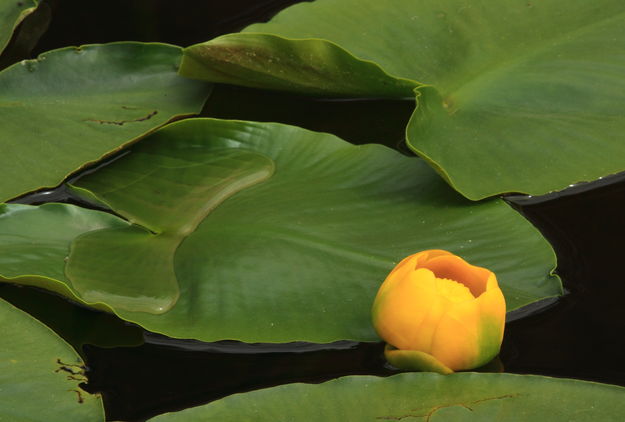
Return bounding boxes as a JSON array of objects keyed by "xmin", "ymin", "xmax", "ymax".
[{"xmin": 371, "ymin": 249, "xmax": 506, "ymax": 373}]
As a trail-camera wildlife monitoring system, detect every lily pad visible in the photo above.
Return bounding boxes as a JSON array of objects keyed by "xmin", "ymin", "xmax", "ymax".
[
  {"xmin": 181, "ymin": 33, "xmax": 418, "ymax": 98},
  {"xmin": 182, "ymin": 0, "xmax": 625, "ymax": 199},
  {"xmin": 0, "ymin": 42, "xmax": 211, "ymax": 202},
  {"xmin": 0, "ymin": 0, "xmax": 37, "ymax": 54},
  {"xmin": 0, "ymin": 119, "xmax": 560, "ymax": 343},
  {"xmin": 148, "ymin": 372, "xmax": 625, "ymax": 421},
  {"xmin": 0, "ymin": 297, "xmax": 104, "ymax": 421}
]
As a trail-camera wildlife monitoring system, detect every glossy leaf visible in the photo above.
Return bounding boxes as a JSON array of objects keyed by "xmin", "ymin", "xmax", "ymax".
[
  {"xmin": 148, "ymin": 372, "xmax": 625, "ymax": 421},
  {"xmin": 0, "ymin": 42, "xmax": 211, "ymax": 202},
  {"xmin": 0, "ymin": 0, "xmax": 37, "ymax": 54},
  {"xmin": 0, "ymin": 297, "xmax": 104, "ymax": 420},
  {"xmin": 182, "ymin": 0, "xmax": 625, "ymax": 199},
  {"xmin": 0, "ymin": 119, "xmax": 560, "ymax": 342},
  {"xmin": 67, "ymin": 147, "xmax": 274, "ymax": 314}
]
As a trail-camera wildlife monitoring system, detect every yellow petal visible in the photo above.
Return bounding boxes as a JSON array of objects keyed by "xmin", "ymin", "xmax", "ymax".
[
  {"xmin": 475, "ymin": 273, "xmax": 506, "ymax": 356},
  {"xmin": 376, "ymin": 250, "xmax": 455, "ymax": 298},
  {"xmin": 434, "ymin": 276, "xmax": 474, "ymax": 303},
  {"xmin": 375, "ymin": 253, "xmax": 420, "ymax": 299},
  {"xmin": 372, "ymin": 268, "xmax": 439, "ymax": 350},
  {"xmin": 419, "ymin": 254, "xmax": 491, "ymax": 297},
  {"xmin": 430, "ymin": 273, "xmax": 506, "ymax": 371},
  {"xmin": 429, "ymin": 298, "xmax": 482, "ymax": 370}
]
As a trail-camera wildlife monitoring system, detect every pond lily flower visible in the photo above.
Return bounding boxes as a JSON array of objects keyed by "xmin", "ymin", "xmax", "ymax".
[{"xmin": 372, "ymin": 250, "xmax": 506, "ymax": 374}]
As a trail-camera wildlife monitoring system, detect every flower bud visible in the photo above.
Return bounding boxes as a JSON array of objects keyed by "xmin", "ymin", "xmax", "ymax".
[{"xmin": 371, "ymin": 250, "xmax": 506, "ymax": 373}]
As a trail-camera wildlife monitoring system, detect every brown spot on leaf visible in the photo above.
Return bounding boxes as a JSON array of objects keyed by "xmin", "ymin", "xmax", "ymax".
[
  {"xmin": 69, "ymin": 389, "xmax": 84, "ymax": 404},
  {"xmin": 55, "ymin": 358, "xmax": 86, "ymax": 376}
]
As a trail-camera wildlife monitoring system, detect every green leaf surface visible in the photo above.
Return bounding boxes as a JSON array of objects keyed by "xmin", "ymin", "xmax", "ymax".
[
  {"xmin": 0, "ymin": 42, "xmax": 211, "ymax": 202},
  {"xmin": 0, "ymin": 0, "xmax": 37, "ymax": 54},
  {"xmin": 181, "ymin": 33, "xmax": 418, "ymax": 98},
  {"xmin": 183, "ymin": 0, "xmax": 625, "ymax": 199},
  {"xmin": 0, "ymin": 119, "xmax": 560, "ymax": 342},
  {"xmin": 68, "ymin": 147, "xmax": 274, "ymax": 314},
  {"xmin": 0, "ymin": 297, "xmax": 104, "ymax": 421},
  {"xmin": 148, "ymin": 372, "xmax": 625, "ymax": 421}
]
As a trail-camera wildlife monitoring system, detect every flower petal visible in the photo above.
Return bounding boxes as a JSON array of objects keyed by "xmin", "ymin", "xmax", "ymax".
[
  {"xmin": 372, "ymin": 268, "xmax": 439, "ymax": 350},
  {"xmin": 429, "ymin": 298, "xmax": 481, "ymax": 370},
  {"xmin": 430, "ymin": 274, "xmax": 506, "ymax": 371},
  {"xmin": 475, "ymin": 273, "xmax": 507, "ymax": 357},
  {"xmin": 375, "ymin": 253, "xmax": 420, "ymax": 298},
  {"xmin": 376, "ymin": 250, "xmax": 454, "ymax": 298},
  {"xmin": 420, "ymin": 254, "xmax": 491, "ymax": 297}
]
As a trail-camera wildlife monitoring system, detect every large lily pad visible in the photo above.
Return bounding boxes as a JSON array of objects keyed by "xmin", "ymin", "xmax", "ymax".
[
  {"xmin": 0, "ymin": 297, "xmax": 104, "ymax": 421},
  {"xmin": 182, "ymin": 0, "xmax": 625, "ymax": 199},
  {"xmin": 0, "ymin": 119, "xmax": 560, "ymax": 343},
  {"xmin": 149, "ymin": 372, "xmax": 625, "ymax": 421},
  {"xmin": 0, "ymin": 0, "xmax": 37, "ymax": 54},
  {"xmin": 0, "ymin": 42, "xmax": 211, "ymax": 202}
]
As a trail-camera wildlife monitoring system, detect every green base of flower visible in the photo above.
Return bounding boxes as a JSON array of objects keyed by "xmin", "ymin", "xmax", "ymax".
[{"xmin": 384, "ymin": 344, "xmax": 453, "ymax": 374}]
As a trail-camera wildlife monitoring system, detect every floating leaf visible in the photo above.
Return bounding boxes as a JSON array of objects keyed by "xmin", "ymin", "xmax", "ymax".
[
  {"xmin": 182, "ymin": 0, "xmax": 625, "ymax": 199},
  {"xmin": 0, "ymin": 0, "xmax": 37, "ymax": 54},
  {"xmin": 0, "ymin": 42, "xmax": 211, "ymax": 202},
  {"xmin": 68, "ymin": 147, "xmax": 274, "ymax": 314},
  {"xmin": 0, "ymin": 119, "xmax": 560, "ymax": 342},
  {"xmin": 148, "ymin": 372, "xmax": 625, "ymax": 421},
  {"xmin": 181, "ymin": 33, "xmax": 418, "ymax": 98},
  {"xmin": 0, "ymin": 297, "xmax": 104, "ymax": 420}
]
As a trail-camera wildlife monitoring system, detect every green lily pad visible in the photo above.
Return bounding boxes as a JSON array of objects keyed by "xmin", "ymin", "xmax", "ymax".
[
  {"xmin": 148, "ymin": 372, "xmax": 625, "ymax": 421},
  {"xmin": 181, "ymin": 32, "xmax": 418, "ymax": 98},
  {"xmin": 0, "ymin": 297, "xmax": 104, "ymax": 420},
  {"xmin": 0, "ymin": 0, "xmax": 37, "ymax": 54},
  {"xmin": 0, "ymin": 119, "xmax": 560, "ymax": 343},
  {"xmin": 0, "ymin": 42, "xmax": 211, "ymax": 202},
  {"xmin": 182, "ymin": 0, "xmax": 625, "ymax": 199}
]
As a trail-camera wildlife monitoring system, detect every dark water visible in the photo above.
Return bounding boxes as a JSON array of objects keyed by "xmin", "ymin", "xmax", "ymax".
[
  {"xmin": 2, "ymin": 1, "xmax": 625, "ymax": 421},
  {"xmin": 0, "ymin": 0, "xmax": 311, "ymax": 69},
  {"xmin": 502, "ymin": 178, "xmax": 625, "ymax": 387}
]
